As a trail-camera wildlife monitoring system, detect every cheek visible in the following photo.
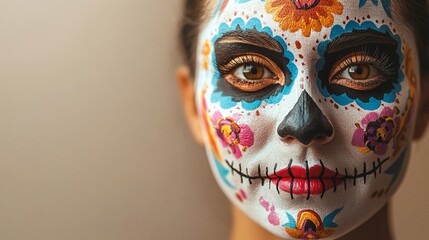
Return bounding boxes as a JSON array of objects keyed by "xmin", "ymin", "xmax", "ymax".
[{"xmin": 196, "ymin": 84, "xmax": 258, "ymax": 160}]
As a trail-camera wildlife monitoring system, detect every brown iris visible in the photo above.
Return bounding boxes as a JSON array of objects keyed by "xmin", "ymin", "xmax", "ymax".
[
  {"xmin": 243, "ymin": 64, "xmax": 265, "ymax": 80},
  {"xmin": 348, "ymin": 65, "xmax": 370, "ymax": 80}
]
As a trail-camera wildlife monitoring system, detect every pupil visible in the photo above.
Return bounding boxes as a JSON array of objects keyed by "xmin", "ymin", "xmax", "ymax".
[
  {"xmin": 348, "ymin": 64, "xmax": 370, "ymax": 80},
  {"xmin": 243, "ymin": 64, "xmax": 264, "ymax": 80}
]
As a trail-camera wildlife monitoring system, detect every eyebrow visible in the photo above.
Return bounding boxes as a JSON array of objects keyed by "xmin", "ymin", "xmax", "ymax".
[
  {"xmin": 216, "ymin": 28, "xmax": 283, "ymax": 53},
  {"xmin": 327, "ymin": 29, "xmax": 397, "ymax": 53}
]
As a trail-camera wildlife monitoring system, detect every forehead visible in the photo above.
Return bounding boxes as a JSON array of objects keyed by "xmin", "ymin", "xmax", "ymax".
[{"xmin": 201, "ymin": 0, "xmax": 410, "ymax": 37}]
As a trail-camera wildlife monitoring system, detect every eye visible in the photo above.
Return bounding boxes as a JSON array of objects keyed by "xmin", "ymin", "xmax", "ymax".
[
  {"xmin": 220, "ymin": 54, "xmax": 285, "ymax": 92},
  {"xmin": 329, "ymin": 54, "xmax": 387, "ymax": 91}
]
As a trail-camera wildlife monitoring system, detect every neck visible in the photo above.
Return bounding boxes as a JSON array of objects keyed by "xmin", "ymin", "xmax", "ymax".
[{"xmin": 230, "ymin": 203, "xmax": 392, "ymax": 240}]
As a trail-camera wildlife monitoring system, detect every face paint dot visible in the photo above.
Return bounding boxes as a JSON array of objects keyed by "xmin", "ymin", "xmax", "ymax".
[
  {"xmin": 312, "ymin": 47, "xmax": 316, "ymax": 51},
  {"xmin": 324, "ymin": 98, "xmax": 327, "ymax": 102},
  {"xmin": 346, "ymin": 16, "xmax": 350, "ymax": 20},
  {"xmin": 256, "ymin": 110, "xmax": 260, "ymax": 116},
  {"xmin": 367, "ymin": 15, "xmax": 371, "ymax": 19},
  {"xmin": 254, "ymin": 10, "xmax": 257, "ymax": 14},
  {"xmin": 345, "ymin": 107, "xmax": 348, "ymax": 110},
  {"xmin": 236, "ymin": 193, "xmax": 243, "ymax": 202},
  {"xmin": 246, "ymin": 15, "xmax": 249, "ymax": 19},
  {"xmin": 319, "ymin": 99, "xmax": 322, "ymax": 103},
  {"xmin": 382, "ymin": 19, "xmax": 385, "ymax": 23},
  {"xmin": 295, "ymin": 41, "xmax": 302, "ymax": 49},
  {"xmin": 301, "ymin": 62, "xmax": 305, "ymax": 66},
  {"xmin": 357, "ymin": 19, "xmax": 361, "ymax": 23},
  {"xmin": 334, "ymin": 104, "xmax": 339, "ymax": 109},
  {"xmin": 234, "ymin": 12, "xmax": 237, "ymax": 16},
  {"xmin": 343, "ymin": 21, "xmax": 346, "ymax": 24},
  {"xmin": 330, "ymin": 99, "xmax": 334, "ymax": 103},
  {"xmin": 299, "ymin": 54, "xmax": 304, "ymax": 59},
  {"xmin": 393, "ymin": 28, "xmax": 396, "ymax": 33},
  {"xmin": 323, "ymin": 34, "xmax": 327, "ymax": 39},
  {"xmin": 316, "ymin": 39, "xmax": 319, "ymax": 43},
  {"xmin": 357, "ymin": 108, "xmax": 361, "ymax": 111},
  {"xmin": 351, "ymin": 104, "xmax": 355, "ymax": 108},
  {"xmin": 294, "ymin": 59, "xmax": 298, "ymax": 62},
  {"xmin": 395, "ymin": 99, "xmax": 400, "ymax": 104}
]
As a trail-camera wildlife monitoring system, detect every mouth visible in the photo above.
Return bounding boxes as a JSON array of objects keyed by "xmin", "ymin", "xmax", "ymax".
[
  {"xmin": 269, "ymin": 161, "xmax": 344, "ymax": 196},
  {"xmin": 225, "ymin": 157, "xmax": 390, "ymax": 199}
]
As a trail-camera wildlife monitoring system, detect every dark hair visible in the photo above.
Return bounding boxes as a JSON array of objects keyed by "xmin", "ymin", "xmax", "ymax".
[{"xmin": 179, "ymin": 0, "xmax": 429, "ymax": 78}]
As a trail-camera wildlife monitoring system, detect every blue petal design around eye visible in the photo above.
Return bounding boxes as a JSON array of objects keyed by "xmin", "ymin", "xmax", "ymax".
[
  {"xmin": 359, "ymin": 0, "xmax": 392, "ymax": 18},
  {"xmin": 316, "ymin": 20, "xmax": 404, "ymax": 111},
  {"xmin": 210, "ymin": 17, "xmax": 297, "ymax": 110}
]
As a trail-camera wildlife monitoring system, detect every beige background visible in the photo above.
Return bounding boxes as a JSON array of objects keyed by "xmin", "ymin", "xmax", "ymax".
[{"xmin": 0, "ymin": 1, "xmax": 427, "ymax": 239}]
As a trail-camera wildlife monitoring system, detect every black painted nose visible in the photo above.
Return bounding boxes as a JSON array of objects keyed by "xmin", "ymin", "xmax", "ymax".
[{"xmin": 277, "ymin": 91, "xmax": 334, "ymax": 145}]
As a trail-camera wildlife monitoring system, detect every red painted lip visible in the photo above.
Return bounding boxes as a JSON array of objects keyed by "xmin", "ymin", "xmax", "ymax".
[{"xmin": 269, "ymin": 165, "xmax": 344, "ymax": 195}]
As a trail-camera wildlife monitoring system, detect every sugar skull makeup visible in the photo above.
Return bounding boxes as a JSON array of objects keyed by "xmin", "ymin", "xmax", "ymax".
[{"xmin": 194, "ymin": 0, "xmax": 419, "ymax": 239}]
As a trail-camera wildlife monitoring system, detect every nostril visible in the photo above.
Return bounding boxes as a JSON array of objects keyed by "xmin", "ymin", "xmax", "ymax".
[{"xmin": 277, "ymin": 90, "xmax": 334, "ymax": 146}]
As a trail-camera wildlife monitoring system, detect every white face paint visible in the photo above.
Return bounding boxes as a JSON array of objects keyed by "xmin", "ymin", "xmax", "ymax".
[{"xmin": 194, "ymin": 0, "xmax": 419, "ymax": 239}]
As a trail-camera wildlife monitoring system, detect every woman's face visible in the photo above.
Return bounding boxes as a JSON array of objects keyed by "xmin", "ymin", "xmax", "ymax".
[{"xmin": 194, "ymin": 0, "xmax": 419, "ymax": 239}]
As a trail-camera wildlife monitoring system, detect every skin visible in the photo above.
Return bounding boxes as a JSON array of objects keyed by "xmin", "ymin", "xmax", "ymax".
[{"xmin": 177, "ymin": 0, "xmax": 429, "ymax": 239}]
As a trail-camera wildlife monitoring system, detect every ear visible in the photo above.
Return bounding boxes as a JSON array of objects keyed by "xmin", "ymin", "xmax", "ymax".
[
  {"xmin": 414, "ymin": 75, "xmax": 429, "ymax": 140},
  {"xmin": 176, "ymin": 66, "xmax": 204, "ymax": 145}
]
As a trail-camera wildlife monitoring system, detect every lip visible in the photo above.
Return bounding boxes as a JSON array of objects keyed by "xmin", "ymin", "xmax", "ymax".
[{"xmin": 269, "ymin": 164, "xmax": 344, "ymax": 195}]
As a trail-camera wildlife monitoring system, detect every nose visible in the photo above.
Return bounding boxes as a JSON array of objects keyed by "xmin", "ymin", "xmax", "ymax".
[{"xmin": 277, "ymin": 90, "xmax": 334, "ymax": 146}]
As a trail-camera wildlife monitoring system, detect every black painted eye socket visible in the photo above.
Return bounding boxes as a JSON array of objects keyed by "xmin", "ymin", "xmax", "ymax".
[
  {"xmin": 319, "ymin": 29, "xmax": 400, "ymax": 103},
  {"xmin": 214, "ymin": 28, "xmax": 292, "ymax": 103}
]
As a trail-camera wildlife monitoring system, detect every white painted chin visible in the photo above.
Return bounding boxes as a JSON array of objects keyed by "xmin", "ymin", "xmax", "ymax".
[{"xmin": 206, "ymin": 144, "xmax": 410, "ymax": 239}]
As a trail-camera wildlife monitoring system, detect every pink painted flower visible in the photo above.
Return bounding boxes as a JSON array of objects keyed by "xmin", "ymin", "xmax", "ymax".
[
  {"xmin": 352, "ymin": 107, "xmax": 400, "ymax": 155},
  {"xmin": 212, "ymin": 111, "xmax": 254, "ymax": 159}
]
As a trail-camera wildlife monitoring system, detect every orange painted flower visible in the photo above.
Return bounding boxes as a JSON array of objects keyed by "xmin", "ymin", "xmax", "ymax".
[
  {"xmin": 285, "ymin": 210, "xmax": 336, "ymax": 239},
  {"xmin": 265, "ymin": 0, "xmax": 343, "ymax": 37}
]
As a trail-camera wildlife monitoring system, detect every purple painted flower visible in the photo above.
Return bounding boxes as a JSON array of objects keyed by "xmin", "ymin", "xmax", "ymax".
[
  {"xmin": 352, "ymin": 107, "xmax": 400, "ymax": 155},
  {"xmin": 212, "ymin": 111, "xmax": 254, "ymax": 159}
]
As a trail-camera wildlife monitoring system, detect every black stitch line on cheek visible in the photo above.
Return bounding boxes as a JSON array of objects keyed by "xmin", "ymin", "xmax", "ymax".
[
  {"xmin": 239, "ymin": 163, "xmax": 243, "ymax": 184},
  {"xmin": 288, "ymin": 159, "xmax": 294, "ymax": 200},
  {"xmin": 224, "ymin": 157, "xmax": 390, "ymax": 199},
  {"xmin": 333, "ymin": 168, "xmax": 338, "ymax": 193},
  {"xmin": 378, "ymin": 158, "xmax": 382, "ymax": 174},
  {"xmin": 353, "ymin": 167, "xmax": 358, "ymax": 186},
  {"xmin": 373, "ymin": 161, "xmax": 377, "ymax": 178},
  {"xmin": 363, "ymin": 162, "xmax": 367, "ymax": 184},
  {"xmin": 344, "ymin": 168, "xmax": 348, "ymax": 190},
  {"xmin": 274, "ymin": 163, "xmax": 280, "ymax": 194},
  {"xmin": 258, "ymin": 164, "xmax": 264, "ymax": 186},
  {"xmin": 306, "ymin": 160, "xmax": 310, "ymax": 200},
  {"xmin": 267, "ymin": 166, "xmax": 271, "ymax": 190},
  {"xmin": 246, "ymin": 168, "xmax": 252, "ymax": 184},
  {"xmin": 319, "ymin": 159, "xmax": 326, "ymax": 199}
]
